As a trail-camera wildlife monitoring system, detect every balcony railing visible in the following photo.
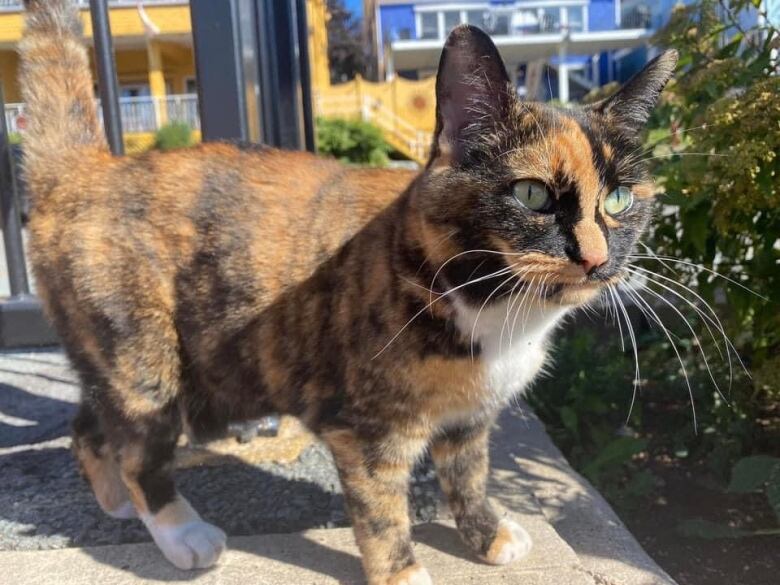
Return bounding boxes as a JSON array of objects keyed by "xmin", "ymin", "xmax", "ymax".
[
  {"xmin": 621, "ymin": 5, "xmax": 652, "ymax": 30},
  {"xmin": 4, "ymin": 93, "xmax": 200, "ymax": 135},
  {"xmin": 0, "ymin": 0, "xmax": 188, "ymax": 12},
  {"xmin": 412, "ymin": 1, "xmax": 589, "ymax": 42}
]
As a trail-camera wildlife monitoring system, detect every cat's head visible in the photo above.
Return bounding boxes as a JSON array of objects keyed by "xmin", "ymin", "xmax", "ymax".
[{"xmin": 415, "ymin": 25, "xmax": 677, "ymax": 307}]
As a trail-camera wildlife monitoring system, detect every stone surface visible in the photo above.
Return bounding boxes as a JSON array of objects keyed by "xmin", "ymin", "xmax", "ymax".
[
  {"xmin": 0, "ymin": 349, "xmax": 677, "ymax": 584},
  {"xmin": 0, "ymin": 514, "xmax": 595, "ymax": 585}
]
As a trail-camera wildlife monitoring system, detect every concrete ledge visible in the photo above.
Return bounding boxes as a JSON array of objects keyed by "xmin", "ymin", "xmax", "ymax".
[
  {"xmin": 0, "ymin": 515, "xmax": 594, "ymax": 585},
  {"xmin": 0, "ymin": 349, "xmax": 676, "ymax": 584},
  {"xmin": 493, "ymin": 404, "xmax": 677, "ymax": 585}
]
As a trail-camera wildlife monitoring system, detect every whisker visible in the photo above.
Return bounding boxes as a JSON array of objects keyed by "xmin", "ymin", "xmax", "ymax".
[
  {"xmin": 428, "ymin": 248, "xmax": 547, "ymax": 306},
  {"xmin": 628, "ymin": 255, "xmax": 767, "ymax": 300},
  {"xmin": 628, "ymin": 275, "xmax": 728, "ymax": 405},
  {"xmin": 470, "ymin": 271, "xmax": 520, "ymax": 361},
  {"xmin": 612, "ymin": 284, "xmax": 642, "ymax": 424},
  {"xmin": 627, "ymin": 265, "xmax": 750, "ymax": 389},
  {"xmin": 374, "ymin": 263, "xmax": 520, "ymax": 359},
  {"xmin": 606, "ymin": 284, "xmax": 627, "ymax": 353},
  {"xmin": 621, "ymin": 283, "xmax": 698, "ymax": 433},
  {"xmin": 500, "ymin": 267, "xmax": 533, "ymax": 353},
  {"xmin": 636, "ymin": 241, "xmax": 679, "ymax": 275}
]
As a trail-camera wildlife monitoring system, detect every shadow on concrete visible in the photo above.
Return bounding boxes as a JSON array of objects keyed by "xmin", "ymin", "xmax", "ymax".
[
  {"xmin": 0, "ymin": 382, "xmax": 77, "ymax": 447},
  {"xmin": 0, "ymin": 360, "xmax": 671, "ymax": 583}
]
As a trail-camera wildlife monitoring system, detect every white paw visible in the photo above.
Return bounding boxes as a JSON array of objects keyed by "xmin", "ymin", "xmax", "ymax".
[
  {"xmin": 390, "ymin": 564, "xmax": 433, "ymax": 585},
  {"xmin": 106, "ymin": 500, "xmax": 137, "ymax": 520},
  {"xmin": 147, "ymin": 519, "xmax": 227, "ymax": 570},
  {"xmin": 484, "ymin": 518, "xmax": 532, "ymax": 566}
]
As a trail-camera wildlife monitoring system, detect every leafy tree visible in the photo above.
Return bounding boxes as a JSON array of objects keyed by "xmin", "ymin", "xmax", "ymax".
[
  {"xmin": 326, "ymin": 0, "xmax": 365, "ymax": 83},
  {"xmin": 645, "ymin": 0, "xmax": 779, "ymax": 430}
]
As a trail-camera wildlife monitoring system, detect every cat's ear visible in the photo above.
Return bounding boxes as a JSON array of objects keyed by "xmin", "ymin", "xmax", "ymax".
[
  {"xmin": 429, "ymin": 25, "xmax": 512, "ymax": 167},
  {"xmin": 591, "ymin": 49, "xmax": 678, "ymax": 133}
]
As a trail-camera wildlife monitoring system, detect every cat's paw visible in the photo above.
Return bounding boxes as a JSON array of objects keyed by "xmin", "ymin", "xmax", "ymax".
[
  {"xmin": 105, "ymin": 500, "xmax": 137, "ymax": 519},
  {"xmin": 150, "ymin": 519, "xmax": 227, "ymax": 570},
  {"xmin": 387, "ymin": 563, "xmax": 433, "ymax": 585},
  {"xmin": 483, "ymin": 518, "xmax": 532, "ymax": 565}
]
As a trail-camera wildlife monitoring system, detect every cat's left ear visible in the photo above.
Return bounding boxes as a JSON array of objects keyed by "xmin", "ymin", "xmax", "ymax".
[
  {"xmin": 591, "ymin": 49, "xmax": 678, "ymax": 133},
  {"xmin": 429, "ymin": 25, "xmax": 512, "ymax": 167}
]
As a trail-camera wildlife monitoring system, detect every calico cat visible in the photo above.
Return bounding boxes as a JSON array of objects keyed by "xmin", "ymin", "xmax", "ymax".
[{"xmin": 18, "ymin": 1, "xmax": 676, "ymax": 583}]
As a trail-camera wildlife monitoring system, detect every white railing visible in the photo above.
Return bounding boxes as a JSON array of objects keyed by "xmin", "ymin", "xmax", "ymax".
[
  {"xmin": 0, "ymin": 0, "xmax": 188, "ymax": 12},
  {"xmin": 4, "ymin": 93, "xmax": 200, "ymax": 135},
  {"xmin": 412, "ymin": 1, "xmax": 589, "ymax": 41}
]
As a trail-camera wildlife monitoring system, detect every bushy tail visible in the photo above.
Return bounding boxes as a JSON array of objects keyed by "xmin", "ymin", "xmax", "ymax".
[{"xmin": 18, "ymin": 0, "xmax": 105, "ymax": 187}]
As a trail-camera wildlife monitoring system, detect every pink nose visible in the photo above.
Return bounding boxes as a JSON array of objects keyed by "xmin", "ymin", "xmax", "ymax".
[{"xmin": 580, "ymin": 252, "xmax": 608, "ymax": 274}]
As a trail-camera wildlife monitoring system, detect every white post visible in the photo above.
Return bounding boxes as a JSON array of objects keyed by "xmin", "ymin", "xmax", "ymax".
[{"xmin": 558, "ymin": 42, "xmax": 569, "ymax": 103}]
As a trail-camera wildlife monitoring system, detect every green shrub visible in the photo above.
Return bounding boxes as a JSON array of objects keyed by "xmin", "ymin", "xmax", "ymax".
[
  {"xmin": 529, "ymin": 0, "xmax": 779, "ymax": 516},
  {"xmin": 316, "ymin": 117, "xmax": 389, "ymax": 166},
  {"xmin": 154, "ymin": 122, "xmax": 193, "ymax": 151}
]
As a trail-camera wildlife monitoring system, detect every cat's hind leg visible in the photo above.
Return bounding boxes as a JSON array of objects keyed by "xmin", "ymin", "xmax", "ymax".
[
  {"xmin": 431, "ymin": 421, "xmax": 532, "ymax": 565},
  {"xmin": 109, "ymin": 368, "xmax": 227, "ymax": 570},
  {"xmin": 71, "ymin": 400, "xmax": 136, "ymax": 519},
  {"xmin": 72, "ymin": 316, "xmax": 225, "ymax": 570}
]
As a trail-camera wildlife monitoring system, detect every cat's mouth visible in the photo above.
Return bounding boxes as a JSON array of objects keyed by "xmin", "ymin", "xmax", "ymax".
[{"xmin": 541, "ymin": 281, "xmax": 605, "ymax": 306}]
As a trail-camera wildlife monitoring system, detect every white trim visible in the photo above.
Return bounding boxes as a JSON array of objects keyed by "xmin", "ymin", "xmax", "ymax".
[{"xmin": 413, "ymin": 1, "xmax": 588, "ymax": 13}]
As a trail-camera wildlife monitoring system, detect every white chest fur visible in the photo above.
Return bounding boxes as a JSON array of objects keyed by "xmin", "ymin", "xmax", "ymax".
[{"xmin": 452, "ymin": 297, "xmax": 569, "ymax": 407}]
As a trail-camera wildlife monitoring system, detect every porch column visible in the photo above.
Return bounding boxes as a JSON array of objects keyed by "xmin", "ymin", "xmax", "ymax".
[
  {"xmin": 558, "ymin": 42, "xmax": 570, "ymax": 103},
  {"xmin": 146, "ymin": 40, "xmax": 167, "ymax": 127}
]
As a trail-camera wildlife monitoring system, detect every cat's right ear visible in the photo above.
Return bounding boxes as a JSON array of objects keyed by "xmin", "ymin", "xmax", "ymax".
[{"xmin": 429, "ymin": 25, "xmax": 512, "ymax": 168}]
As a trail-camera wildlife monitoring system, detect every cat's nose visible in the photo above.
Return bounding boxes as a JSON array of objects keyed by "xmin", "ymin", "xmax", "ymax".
[{"xmin": 580, "ymin": 252, "xmax": 608, "ymax": 275}]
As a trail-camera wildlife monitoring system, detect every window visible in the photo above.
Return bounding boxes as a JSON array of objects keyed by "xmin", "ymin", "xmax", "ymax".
[
  {"xmin": 443, "ymin": 11, "xmax": 461, "ymax": 34},
  {"xmin": 120, "ymin": 84, "xmax": 150, "ymax": 98},
  {"xmin": 394, "ymin": 27, "xmax": 412, "ymax": 40},
  {"xmin": 487, "ymin": 12, "xmax": 510, "ymax": 36},
  {"xmin": 465, "ymin": 10, "xmax": 485, "ymax": 28},
  {"xmin": 420, "ymin": 12, "xmax": 438, "ymax": 39},
  {"xmin": 567, "ymin": 6, "xmax": 585, "ymax": 32}
]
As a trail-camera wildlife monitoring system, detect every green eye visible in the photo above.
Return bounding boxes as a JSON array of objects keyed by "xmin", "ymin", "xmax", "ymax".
[
  {"xmin": 513, "ymin": 180, "xmax": 551, "ymax": 212},
  {"xmin": 604, "ymin": 186, "xmax": 634, "ymax": 215}
]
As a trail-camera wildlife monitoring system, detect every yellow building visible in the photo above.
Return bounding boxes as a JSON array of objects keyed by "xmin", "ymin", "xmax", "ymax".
[
  {"xmin": 1, "ymin": 0, "xmax": 197, "ymax": 152},
  {"xmin": 0, "ymin": 0, "xmax": 434, "ymax": 161}
]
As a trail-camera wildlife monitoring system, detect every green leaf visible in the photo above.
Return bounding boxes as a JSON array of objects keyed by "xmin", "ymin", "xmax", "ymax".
[
  {"xmin": 582, "ymin": 436, "xmax": 646, "ymax": 479},
  {"xmin": 716, "ymin": 33, "xmax": 743, "ymax": 59},
  {"xmin": 728, "ymin": 455, "xmax": 780, "ymax": 493}
]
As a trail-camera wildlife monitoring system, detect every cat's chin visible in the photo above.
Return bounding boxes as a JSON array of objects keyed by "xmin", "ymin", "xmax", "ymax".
[{"xmin": 551, "ymin": 284, "xmax": 602, "ymax": 307}]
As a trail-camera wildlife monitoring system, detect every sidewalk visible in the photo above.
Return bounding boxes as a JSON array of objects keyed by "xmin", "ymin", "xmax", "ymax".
[{"xmin": 0, "ymin": 350, "xmax": 676, "ymax": 584}]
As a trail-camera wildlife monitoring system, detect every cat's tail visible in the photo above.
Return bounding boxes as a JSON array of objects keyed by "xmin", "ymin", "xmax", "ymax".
[{"xmin": 18, "ymin": 0, "xmax": 106, "ymax": 188}]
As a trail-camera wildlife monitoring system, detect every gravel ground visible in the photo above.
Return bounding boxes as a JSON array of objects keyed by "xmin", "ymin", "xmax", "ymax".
[{"xmin": 0, "ymin": 349, "xmax": 439, "ymax": 551}]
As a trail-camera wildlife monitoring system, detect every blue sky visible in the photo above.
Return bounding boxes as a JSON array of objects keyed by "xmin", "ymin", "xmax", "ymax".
[{"xmin": 344, "ymin": 0, "xmax": 363, "ymax": 19}]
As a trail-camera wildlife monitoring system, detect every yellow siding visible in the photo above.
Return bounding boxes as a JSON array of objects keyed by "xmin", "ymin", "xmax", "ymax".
[{"xmin": 0, "ymin": 5, "xmax": 192, "ymax": 44}]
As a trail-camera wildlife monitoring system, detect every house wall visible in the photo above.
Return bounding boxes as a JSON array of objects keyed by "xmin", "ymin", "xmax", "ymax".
[
  {"xmin": 588, "ymin": 0, "xmax": 616, "ymax": 31},
  {"xmin": 379, "ymin": 4, "xmax": 416, "ymax": 41}
]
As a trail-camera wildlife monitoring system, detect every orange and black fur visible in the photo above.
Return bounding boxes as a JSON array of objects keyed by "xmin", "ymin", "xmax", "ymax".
[{"xmin": 19, "ymin": 1, "xmax": 677, "ymax": 583}]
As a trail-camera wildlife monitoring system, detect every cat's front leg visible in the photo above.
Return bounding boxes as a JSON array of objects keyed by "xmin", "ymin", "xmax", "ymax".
[
  {"xmin": 431, "ymin": 421, "xmax": 532, "ymax": 565},
  {"xmin": 324, "ymin": 428, "xmax": 432, "ymax": 585}
]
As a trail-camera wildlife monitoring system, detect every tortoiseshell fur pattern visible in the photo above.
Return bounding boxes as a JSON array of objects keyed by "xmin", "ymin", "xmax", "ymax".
[{"xmin": 19, "ymin": 1, "xmax": 677, "ymax": 583}]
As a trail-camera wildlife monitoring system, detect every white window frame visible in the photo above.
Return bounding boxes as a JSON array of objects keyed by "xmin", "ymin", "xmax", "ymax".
[{"xmin": 413, "ymin": 1, "xmax": 590, "ymax": 39}]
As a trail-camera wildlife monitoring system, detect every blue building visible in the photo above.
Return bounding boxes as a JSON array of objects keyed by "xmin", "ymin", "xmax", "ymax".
[{"xmin": 365, "ymin": 1, "xmax": 679, "ymax": 102}]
